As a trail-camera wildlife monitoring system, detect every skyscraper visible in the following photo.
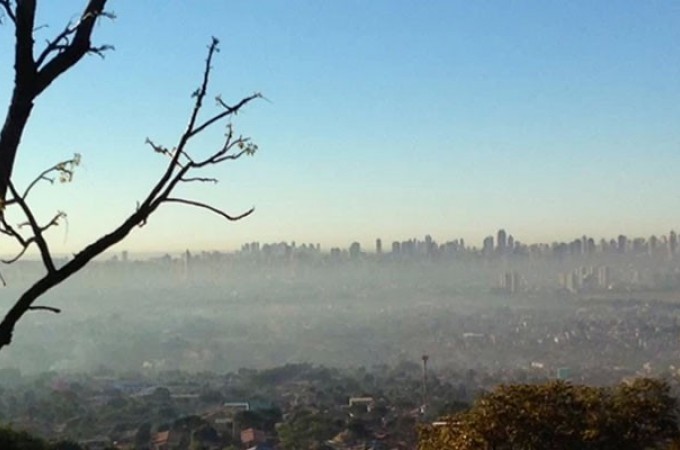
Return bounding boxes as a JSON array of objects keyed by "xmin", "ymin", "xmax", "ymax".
[
  {"xmin": 669, "ymin": 231, "xmax": 677, "ymax": 259},
  {"xmin": 483, "ymin": 236, "xmax": 494, "ymax": 257},
  {"xmin": 497, "ymin": 229, "xmax": 507, "ymax": 254},
  {"xmin": 391, "ymin": 241, "xmax": 400, "ymax": 254},
  {"xmin": 349, "ymin": 242, "xmax": 361, "ymax": 259}
]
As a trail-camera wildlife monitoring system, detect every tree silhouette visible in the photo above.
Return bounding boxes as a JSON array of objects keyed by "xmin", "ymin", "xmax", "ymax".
[{"xmin": 0, "ymin": 1, "xmax": 260, "ymax": 350}]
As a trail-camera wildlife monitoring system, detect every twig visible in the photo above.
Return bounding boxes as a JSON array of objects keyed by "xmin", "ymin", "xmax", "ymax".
[
  {"xmin": 180, "ymin": 177, "xmax": 218, "ymax": 184},
  {"xmin": 35, "ymin": 19, "xmax": 78, "ymax": 68},
  {"xmin": 20, "ymin": 155, "xmax": 80, "ymax": 202},
  {"xmin": 7, "ymin": 182, "xmax": 55, "ymax": 273},
  {"xmin": 2, "ymin": 241, "xmax": 32, "ymax": 264},
  {"xmin": 34, "ymin": 0, "xmax": 110, "ymax": 96},
  {"xmin": 189, "ymin": 93, "xmax": 261, "ymax": 138},
  {"xmin": 27, "ymin": 305, "xmax": 61, "ymax": 314},
  {"xmin": 163, "ymin": 197, "xmax": 254, "ymax": 221},
  {"xmin": 0, "ymin": 0, "xmax": 15, "ymax": 24}
]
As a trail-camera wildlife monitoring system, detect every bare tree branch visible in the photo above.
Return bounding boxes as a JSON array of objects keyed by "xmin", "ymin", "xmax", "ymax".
[
  {"xmin": 0, "ymin": 36, "xmax": 260, "ymax": 350},
  {"xmin": 27, "ymin": 305, "xmax": 60, "ymax": 313},
  {"xmin": 14, "ymin": 0, "xmax": 36, "ymax": 76},
  {"xmin": 7, "ymin": 154, "xmax": 81, "ymax": 206},
  {"xmin": 0, "ymin": 209, "xmax": 34, "ymax": 263},
  {"xmin": 162, "ymin": 197, "xmax": 255, "ymax": 221},
  {"xmin": 35, "ymin": 0, "xmax": 110, "ymax": 96},
  {"xmin": 1, "ymin": 240, "xmax": 32, "ymax": 264},
  {"xmin": 180, "ymin": 176, "xmax": 218, "ymax": 184},
  {"xmin": 0, "ymin": 214, "xmax": 28, "ymax": 244},
  {"xmin": 0, "ymin": 0, "xmax": 37, "ymax": 204},
  {"xmin": 189, "ymin": 92, "xmax": 261, "ymax": 138},
  {"xmin": 7, "ymin": 182, "xmax": 55, "ymax": 273},
  {"xmin": 27, "ymin": 210, "xmax": 66, "ymax": 234},
  {"xmin": 88, "ymin": 43, "xmax": 114, "ymax": 58},
  {"xmin": 0, "ymin": 0, "xmax": 110, "ymax": 205},
  {"xmin": 0, "ymin": 0, "xmax": 15, "ymax": 24},
  {"xmin": 186, "ymin": 37, "xmax": 219, "ymax": 137},
  {"xmin": 35, "ymin": 19, "xmax": 78, "ymax": 68}
]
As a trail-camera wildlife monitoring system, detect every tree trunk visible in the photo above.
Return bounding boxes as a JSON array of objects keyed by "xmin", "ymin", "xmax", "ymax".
[{"xmin": 0, "ymin": 85, "xmax": 35, "ymax": 203}]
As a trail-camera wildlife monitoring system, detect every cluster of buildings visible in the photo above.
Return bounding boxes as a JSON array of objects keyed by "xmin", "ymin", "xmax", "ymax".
[
  {"xmin": 0, "ymin": 366, "xmax": 440, "ymax": 450},
  {"xmin": 235, "ymin": 229, "xmax": 680, "ymax": 262},
  {"xmin": 558, "ymin": 266, "xmax": 612, "ymax": 293}
]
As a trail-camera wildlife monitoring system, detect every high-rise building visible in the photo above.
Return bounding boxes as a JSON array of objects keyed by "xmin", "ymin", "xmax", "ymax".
[
  {"xmin": 392, "ymin": 241, "xmax": 401, "ymax": 254},
  {"xmin": 497, "ymin": 229, "xmax": 507, "ymax": 254},
  {"xmin": 597, "ymin": 266, "xmax": 611, "ymax": 290},
  {"xmin": 586, "ymin": 238, "xmax": 596, "ymax": 254},
  {"xmin": 649, "ymin": 235, "xmax": 658, "ymax": 256},
  {"xmin": 375, "ymin": 238, "xmax": 382, "ymax": 255},
  {"xmin": 669, "ymin": 231, "xmax": 677, "ymax": 258},
  {"xmin": 499, "ymin": 271, "xmax": 521, "ymax": 294},
  {"xmin": 483, "ymin": 236, "xmax": 494, "ymax": 257},
  {"xmin": 349, "ymin": 242, "xmax": 361, "ymax": 259}
]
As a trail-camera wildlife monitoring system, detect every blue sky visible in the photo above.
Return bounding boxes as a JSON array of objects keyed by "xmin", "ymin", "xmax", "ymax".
[{"xmin": 1, "ymin": 1, "xmax": 679, "ymax": 254}]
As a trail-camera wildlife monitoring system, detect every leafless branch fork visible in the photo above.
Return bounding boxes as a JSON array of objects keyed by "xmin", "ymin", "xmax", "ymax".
[{"xmin": 0, "ymin": 35, "xmax": 259, "ymax": 350}]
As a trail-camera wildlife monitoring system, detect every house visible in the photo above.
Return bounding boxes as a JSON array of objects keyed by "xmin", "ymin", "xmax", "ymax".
[
  {"xmin": 241, "ymin": 427, "xmax": 266, "ymax": 446},
  {"xmin": 348, "ymin": 396, "xmax": 375, "ymax": 412},
  {"xmin": 151, "ymin": 430, "xmax": 187, "ymax": 450}
]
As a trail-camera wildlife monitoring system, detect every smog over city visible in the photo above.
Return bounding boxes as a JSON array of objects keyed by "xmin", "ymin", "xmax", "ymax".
[
  {"xmin": 1, "ymin": 1, "xmax": 679, "ymax": 449},
  {"xmin": 3, "ymin": 231, "xmax": 680, "ymax": 378}
]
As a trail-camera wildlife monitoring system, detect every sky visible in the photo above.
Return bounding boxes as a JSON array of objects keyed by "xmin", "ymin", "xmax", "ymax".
[{"xmin": 0, "ymin": 1, "xmax": 679, "ymax": 254}]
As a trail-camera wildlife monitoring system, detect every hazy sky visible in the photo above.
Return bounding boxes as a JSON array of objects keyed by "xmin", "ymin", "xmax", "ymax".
[{"xmin": 1, "ymin": 1, "xmax": 679, "ymax": 254}]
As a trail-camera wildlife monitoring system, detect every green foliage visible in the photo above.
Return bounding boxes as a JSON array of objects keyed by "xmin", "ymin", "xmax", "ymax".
[
  {"xmin": 234, "ymin": 407, "xmax": 282, "ymax": 432},
  {"xmin": 277, "ymin": 408, "xmax": 342, "ymax": 450},
  {"xmin": 418, "ymin": 378, "xmax": 679, "ymax": 450},
  {"xmin": 49, "ymin": 442, "xmax": 82, "ymax": 450},
  {"xmin": 0, "ymin": 426, "xmax": 47, "ymax": 450},
  {"xmin": 0, "ymin": 426, "xmax": 84, "ymax": 450}
]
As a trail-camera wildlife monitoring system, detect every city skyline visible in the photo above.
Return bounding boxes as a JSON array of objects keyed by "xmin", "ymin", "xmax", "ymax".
[
  {"xmin": 0, "ymin": 1, "xmax": 678, "ymax": 255},
  {"xmin": 8, "ymin": 226, "xmax": 678, "ymax": 259}
]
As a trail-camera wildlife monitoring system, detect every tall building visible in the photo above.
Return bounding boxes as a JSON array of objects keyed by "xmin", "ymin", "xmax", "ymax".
[
  {"xmin": 349, "ymin": 242, "xmax": 361, "ymax": 259},
  {"xmin": 649, "ymin": 235, "xmax": 658, "ymax": 256},
  {"xmin": 391, "ymin": 241, "xmax": 401, "ymax": 254},
  {"xmin": 497, "ymin": 229, "xmax": 507, "ymax": 254},
  {"xmin": 597, "ymin": 266, "xmax": 611, "ymax": 290},
  {"xmin": 499, "ymin": 271, "xmax": 521, "ymax": 294},
  {"xmin": 375, "ymin": 238, "xmax": 382, "ymax": 255},
  {"xmin": 586, "ymin": 238, "xmax": 596, "ymax": 254},
  {"xmin": 669, "ymin": 231, "xmax": 677, "ymax": 259},
  {"xmin": 482, "ymin": 236, "xmax": 494, "ymax": 257}
]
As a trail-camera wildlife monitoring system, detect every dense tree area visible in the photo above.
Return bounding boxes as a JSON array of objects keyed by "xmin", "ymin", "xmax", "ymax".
[
  {"xmin": 0, "ymin": 426, "xmax": 94, "ymax": 450},
  {"xmin": 277, "ymin": 408, "xmax": 343, "ymax": 450},
  {"xmin": 418, "ymin": 378, "xmax": 679, "ymax": 450}
]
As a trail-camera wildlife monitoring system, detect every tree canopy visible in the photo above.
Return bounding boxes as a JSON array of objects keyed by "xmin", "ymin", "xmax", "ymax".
[{"xmin": 418, "ymin": 378, "xmax": 679, "ymax": 450}]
